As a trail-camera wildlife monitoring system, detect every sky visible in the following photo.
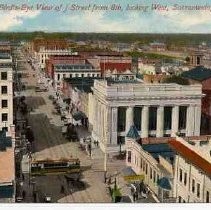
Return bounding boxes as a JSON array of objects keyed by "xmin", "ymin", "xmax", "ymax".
[{"xmin": 1, "ymin": 0, "xmax": 211, "ymax": 33}]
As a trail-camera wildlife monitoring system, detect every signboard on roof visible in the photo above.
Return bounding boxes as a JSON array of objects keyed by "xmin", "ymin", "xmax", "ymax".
[{"xmin": 124, "ymin": 175, "xmax": 145, "ymax": 182}]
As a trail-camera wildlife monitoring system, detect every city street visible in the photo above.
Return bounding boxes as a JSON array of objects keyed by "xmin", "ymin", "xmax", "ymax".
[{"xmin": 15, "ymin": 47, "xmax": 128, "ymax": 203}]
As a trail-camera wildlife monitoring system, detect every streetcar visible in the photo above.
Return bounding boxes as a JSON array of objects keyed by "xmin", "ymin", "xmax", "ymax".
[{"xmin": 30, "ymin": 158, "xmax": 80, "ymax": 176}]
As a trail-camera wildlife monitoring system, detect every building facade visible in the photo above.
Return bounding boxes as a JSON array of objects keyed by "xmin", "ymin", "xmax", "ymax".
[
  {"xmin": 169, "ymin": 137, "xmax": 211, "ymax": 203},
  {"xmin": 91, "ymin": 79, "xmax": 202, "ymax": 153},
  {"xmin": 126, "ymin": 138, "xmax": 175, "ymax": 202},
  {"xmin": 54, "ymin": 63, "xmax": 101, "ymax": 91},
  {"xmin": 36, "ymin": 47, "xmax": 77, "ymax": 70},
  {"xmin": 0, "ymin": 54, "xmax": 13, "ymax": 134}
]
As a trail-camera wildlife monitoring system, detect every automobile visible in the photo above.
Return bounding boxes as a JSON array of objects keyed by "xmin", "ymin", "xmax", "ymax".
[
  {"xmin": 35, "ymin": 86, "xmax": 48, "ymax": 92},
  {"xmin": 35, "ymin": 86, "xmax": 42, "ymax": 92},
  {"xmin": 44, "ymin": 196, "xmax": 52, "ymax": 203},
  {"xmin": 15, "ymin": 196, "xmax": 23, "ymax": 202}
]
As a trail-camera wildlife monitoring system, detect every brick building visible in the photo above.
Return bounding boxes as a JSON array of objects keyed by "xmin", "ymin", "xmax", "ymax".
[{"xmin": 181, "ymin": 66, "xmax": 211, "ymax": 134}]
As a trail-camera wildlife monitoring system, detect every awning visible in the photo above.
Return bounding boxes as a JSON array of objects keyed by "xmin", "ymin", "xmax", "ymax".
[
  {"xmin": 72, "ymin": 111, "xmax": 87, "ymax": 121},
  {"xmin": 0, "ymin": 185, "xmax": 14, "ymax": 198},
  {"xmin": 122, "ymin": 166, "xmax": 136, "ymax": 176},
  {"xmin": 157, "ymin": 177, "xmax": 172, "ymax": 190}
]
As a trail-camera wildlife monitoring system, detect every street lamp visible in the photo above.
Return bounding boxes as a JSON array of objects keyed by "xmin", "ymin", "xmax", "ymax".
[
  {"xmin": 103, "ymin": 130, "xmax": 109, "ymax": 183},
  {"xmin": 28, "ymin": 152, "xmax": 32, "ymax": 186}
]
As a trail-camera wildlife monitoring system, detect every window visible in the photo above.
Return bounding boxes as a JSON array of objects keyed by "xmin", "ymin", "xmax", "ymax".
[
  {"xmin": 117, "ymin": 107, "xmax": 126, "ymax": 132},
  {"xmin": 145, "ymin": 163, "xmax": 148, "ymax": 175},
  {"xmin": 127, "ymin": 151, "xmax": 131, "ymax": 163},
  {"xmin": 157, "ymin": 174, "xmax": 160, "ymax": 182},
  {"xmin": 1, "ymin": 72, "xmax": 7, "ymax": 80},
  {"xmin": 57, "ymin": 74, "xmax": 60, "ymax": 81},
  {"xmin": 197, "ymin": 183, "xmax": 200, "ymax": 198},
  {"xmin": 1, "ymin": 100, "xmax": 8, "ymax": 108},
  {"xmin": 164, "ymin": 107, "xmax": 172, "ymax": 130},
  {"xmin": 206, "ymin": 191, "xmax": 209, "ymax": 203},
  {"xmin": 134, "ymin": 107, "xmax": 142, "ymax": 130},
  {"xmin": 184, "ymin": 172, "xmax": 187, "ymax": 186},
  {"xmin": 150, "ymin": 168, "xmax": 152, "ymax": 179},
  {"xmin": 63, "ymin": 74, "xmax": 66, "ymax": 78},
  {"xmin": 179, "ymin": 106, "xmax": 187, "ymax": 129},
  {"xmin": 140, "ymin": 158, "xmax": 143, "ymax": 169},
  {"xmin": 153, "ymin": 171, "xmax": 156, "ymax": 183},
  {"xmin": 179, "ymin": 169, "xmax": 183, "ymax": 182},
  {"xmin": 1, "ymin": 86, "xmax": 7, "ymax": 94},
  {"xmin": 143, "ymin": 161, "xmax": 145, "ymax": 171},
  {"xmin": 149, "ymin": 107, "xmax": 157, "ymax": 130},
  {"xmin": 2, "ymin": 113, "xmax": 8, "ymax": 122},
  {"xmin": 192, "ymin": 179, "xmax": 195, "ymax": 193},
  {"xmin": 81, "ymin": 74, "xmax": 84, "ymax": 78}
]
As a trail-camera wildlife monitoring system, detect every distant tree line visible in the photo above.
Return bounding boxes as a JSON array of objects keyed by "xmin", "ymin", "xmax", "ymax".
[{"xmin": 1, "ymin": 32, "xmax": 211, "ymax": 47}]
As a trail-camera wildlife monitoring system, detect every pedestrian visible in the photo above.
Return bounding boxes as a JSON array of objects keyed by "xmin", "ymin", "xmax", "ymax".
[
  {"xmin": 96, "ymin": 141, "xmax": 99, "ymax": 147},
  {"xmin": 133, "ymin": 192, "xmax": 136, "ymax": 202},
  {"xmin": 104, "ymin": 171, "xmax": 107, "ymax": 184},
  {"xmin": 108, "ymin": 177, "xmax": 112, "ymax": 185},
  {"xmin": 33, "ymin": 192, "xmax": 36, "ymax": 202},
  {"xmin": 22, "ymin": 173, "xmax": 25, "ymax": 181},
  {"xmin": 60, "ymin": 185, "xmax": 65, "ymax": 194},
  {"xmin": 22, "ymin": 190, "xmax": 26, "ymax": 199},
  {"xmin": 135, "ymin": 191, "xmax": 139, "ymax": 201}
]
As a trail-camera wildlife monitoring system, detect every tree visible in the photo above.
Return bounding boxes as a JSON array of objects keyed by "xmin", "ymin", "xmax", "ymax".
[{"xmin": 162, "ymin": 75, "xmax": 189, "ymax": 85}]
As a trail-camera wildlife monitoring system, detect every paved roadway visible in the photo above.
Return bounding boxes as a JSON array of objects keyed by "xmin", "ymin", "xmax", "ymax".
[{"xmin": 17, "ymin": 48, "xmax": 114, "ymax": 203}]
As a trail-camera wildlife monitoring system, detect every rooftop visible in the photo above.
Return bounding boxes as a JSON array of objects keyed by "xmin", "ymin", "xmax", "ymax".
[
  {"xmin": 126, "ymin": 125, "xmax": 140, "ymax": 140},
  {"xmin": 64, "ymin": 77, "xmax": 102, "ymax": 93},
  {"xmin": 54, "ymin": 63, "xmax": 95, "ymax": 71},
  {"xmin": 142, "ymin": 143, "xmax": 175, "ymax": 160},
  {"xmin": 168, "ymin": 139, "xmax": 211, "ymax": 177},
  {"xmin": 0, "ymin": 147, "xmax": 15, "ymax": 184},
  {"xmin": 181, "ymin": 66, "xmax": 211, "ymax": 81},
  {"xmin": 100, "ymin": 62, "xmax": 131, "ymax": 72}
]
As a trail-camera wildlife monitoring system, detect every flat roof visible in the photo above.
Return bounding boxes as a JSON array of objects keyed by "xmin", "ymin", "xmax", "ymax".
[{"xmin": 0, "ymin": 147, "xmax": 15, "ymax": 184}]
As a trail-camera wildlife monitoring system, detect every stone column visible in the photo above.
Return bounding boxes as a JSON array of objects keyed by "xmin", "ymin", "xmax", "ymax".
[
  {"xmin": 186, "ymin": 105, "xmax": 195, "ymax": 136},
  {"xmin": 92, "ymin": 96, "xmax": 97, "ymax": 132},
  {"xmin": 156, "ymin": 106, "xmax": 164, "ymax": 137},
  {"xmin": 126, "ymin": 106, "xmax": 134, "ymax": 133},
  {"xmin": 97, "ymin": 101, "xmax": 101, "ymax": 136},
  {"xmin": 194, "ymin": 105, "xmax": 201, "ymax": 136},
  {"xmin": 111, "ymin": 107, "xmax": 118, "ymax": 145},
  {"xmin": 171, "ymin": 106, "xmax": 179, "ymax": 137},
  {"xmin": 100, "ymin": 104, "xmax": 105, "ymax": 140},
  {"xmin": 105, "ymin": 107, "xmax": 112, "ymax": 144},
  {"xmin": 141, "ymin": 106, "xmax": 149, "ymax": 138}
]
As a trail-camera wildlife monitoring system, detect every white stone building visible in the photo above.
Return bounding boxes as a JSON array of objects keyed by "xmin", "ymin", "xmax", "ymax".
[
  {"xmin": 35, "ymin": 47, "xmax": 77, "ymax": 69},
  {"xmin": 0, "ymin": 54, "xmax": 13, "ymax": 134},
  {"xmin": 138, "ymin": 63, "xmax": 156, "ymax": 75},
  {"xmin": 126, "ymin": 135, "xmax": 175, "ymax": 202},
  {"xmin": 170, "ymin": 136, "xmax": 211, "ymax": 203},
  {"xmin": 126, "ymin": 135, "xmax": 211, "ymax": 203},
  {"xmin": 54, "ymin": 63, "xmax": 101, "ymax": 91},
  {"xmin": 91, "ymin": 79, "xmax": 202, "ymax": 153}
]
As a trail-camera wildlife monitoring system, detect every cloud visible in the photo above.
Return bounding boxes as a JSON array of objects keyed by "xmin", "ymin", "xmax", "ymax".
[
  {"xmin": 0, "ymin": 10, "xmax": 40, "ymax": 31},
  {"xmin": 155, "ymin": 8, "xmax": 211, "ymax": 32}
]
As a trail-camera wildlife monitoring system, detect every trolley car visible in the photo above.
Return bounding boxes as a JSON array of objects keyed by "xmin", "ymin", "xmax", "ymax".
[{"xmin": 30, "ymin": 158, "xmax": 80, "ymax": 176}]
